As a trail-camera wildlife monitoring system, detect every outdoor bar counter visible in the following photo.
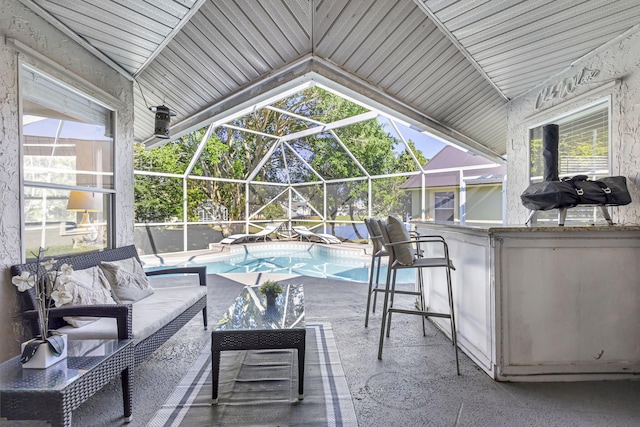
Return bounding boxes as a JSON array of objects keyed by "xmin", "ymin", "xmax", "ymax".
[{"xmin": 413, "ymin": 222, "xmax": 640, "ymax": 381}]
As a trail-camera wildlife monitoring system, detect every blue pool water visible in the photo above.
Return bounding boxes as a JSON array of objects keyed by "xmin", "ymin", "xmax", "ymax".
[{"xmin": 147, "ymin": 246, "xmax": 414, "ymax": 283}]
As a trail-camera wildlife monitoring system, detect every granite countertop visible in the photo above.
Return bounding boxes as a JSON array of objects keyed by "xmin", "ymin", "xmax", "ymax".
[{"xmin": 412, "ymin": 222, "xmax": 640, "ymax": 233}]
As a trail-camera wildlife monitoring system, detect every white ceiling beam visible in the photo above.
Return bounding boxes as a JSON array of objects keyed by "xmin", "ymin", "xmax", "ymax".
[
  {"xmin": 279, "ymin": 111, "xmax": 378, "ymax": 142},
  {"xmin": 265, "ymin": 105, "xmax": 326, "ymax": 126},
  {"xmin": 133, "ymin": 0, "xmax": 208, "ymax": 77},
  {"xmin": 222, "ymin": 124, "xmax": 277, "ymax": 139},
  {"xmin": 184, "ymin": 122, "xmax": 215, "ymax": 177},
  {"xmin": 246, "ymin": 140, "xmax": 283, "ymax": 182}
]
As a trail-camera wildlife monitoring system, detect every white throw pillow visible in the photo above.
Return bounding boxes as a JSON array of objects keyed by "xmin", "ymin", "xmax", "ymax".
[
  {"xmin": 53, "ymin": 266, "xmax": 117, "ymax": 327},
  {"xmin": 385, "ymin": 216, "xmax": 414, "ymax": 266},
  {"xmin": 100, "ymin": 257, "xmax": 154, "ymax": 304}
]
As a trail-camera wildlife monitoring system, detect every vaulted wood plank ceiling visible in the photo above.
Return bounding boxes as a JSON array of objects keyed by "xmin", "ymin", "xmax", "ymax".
[{"xmin": 20, "ymin": 0, "xmax": 640, "ymax": 159}]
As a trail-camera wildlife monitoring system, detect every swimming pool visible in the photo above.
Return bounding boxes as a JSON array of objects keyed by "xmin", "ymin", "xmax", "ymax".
[{"xmin": 144, "ymin": 244, "xmax": 414, "ymax": 283}]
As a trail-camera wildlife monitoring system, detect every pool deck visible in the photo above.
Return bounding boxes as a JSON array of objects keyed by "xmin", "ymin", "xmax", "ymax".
[{"xmin": 69, "ymin": 271, "xmax": 640, "ymax": 426}]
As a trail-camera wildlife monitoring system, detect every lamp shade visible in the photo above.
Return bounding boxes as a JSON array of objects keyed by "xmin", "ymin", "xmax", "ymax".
[{"xmin": 67, "ymin": 191, "xmax": 102, "ymax": 212}]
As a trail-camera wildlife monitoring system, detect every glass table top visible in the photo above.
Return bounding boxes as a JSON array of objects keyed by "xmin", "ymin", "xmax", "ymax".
[
  {"xmin": 214, "ymin": 284, "xmax": 305, "ymax": 331},
  {"xmin": 0, "ymin": 339, "xmax": 131, "ymax": 391}
]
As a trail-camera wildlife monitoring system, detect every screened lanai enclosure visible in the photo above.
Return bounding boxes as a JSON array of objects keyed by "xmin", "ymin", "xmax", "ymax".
[{"xmin": 133, "ymin": 83, "xmax": 503, "ymax": 254}]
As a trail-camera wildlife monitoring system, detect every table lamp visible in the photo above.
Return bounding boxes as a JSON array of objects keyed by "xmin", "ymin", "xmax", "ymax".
[{"xmin": 67, "ymin": 191, "xmax": 102, "ymax": 227}]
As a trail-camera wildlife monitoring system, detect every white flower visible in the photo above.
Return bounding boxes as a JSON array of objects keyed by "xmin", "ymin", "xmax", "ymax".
[
  {"xmin": 51, "ymin": 288, "xmax": 74, "ymax": 307},
  {"xmin": 59, "ymin": 263, "xmax": 73, "ymax": 276},
  {"xmin": 41, "ymin": 258, "xmax": 57, "ymax": 271},
  {"xmin": 12, "ymin": 272, "xmax": 35, "ymax": 292}
]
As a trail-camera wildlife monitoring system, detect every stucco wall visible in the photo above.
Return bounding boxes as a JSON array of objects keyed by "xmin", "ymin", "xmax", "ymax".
[
  {"xmin": 0, "ymin": 0, "xmax": 134, "ymax": 362},
  {"xmin": 506, "ymin": 29, "xmax": 640, "ymax": 225}
]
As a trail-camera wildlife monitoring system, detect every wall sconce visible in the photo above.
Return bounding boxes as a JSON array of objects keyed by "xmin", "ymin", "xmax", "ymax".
[
  {"xmin": 150, "ymin": 105, "xmax": 176, "ymax": 139},
  {"xmin": 67, "ymin": 191, "xmax": 102, "ymax": 227}
]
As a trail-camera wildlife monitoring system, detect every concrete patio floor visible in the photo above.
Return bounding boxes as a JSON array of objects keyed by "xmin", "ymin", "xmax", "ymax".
[{"xmin": 67, "ymin": 272, "xmax": 640, "ymax": 427}]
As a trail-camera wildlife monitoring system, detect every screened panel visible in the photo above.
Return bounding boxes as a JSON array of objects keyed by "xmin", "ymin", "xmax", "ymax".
[
  {"xmin": 326, "ymin": 221, "xmax": 367, "ymax": 242},
  {"xmin": 248, "ymin": 183, "xmax": 287, "ymax": 219},
  {"xmin": 229, "ymin": 106, "xmax": 312, "ymax": 138},
  {"xmin": 253, "ymin": 143, "xmax": 290, "ymax": 183},
  {"xmin": 186, "ymin": 224, "xmax": 224, "ymax": 250},
  {"xmin": 133, "ymin": 136, "xmax": 206, "ymax": 175},
  {"xmin": 305, "ymin": 133, "xmax": 363, "ymax": 179},
  {"xmin": 266, "ymin": 86, "xmax": 370, "ymax": 126},
  {"xmin": 325, "ymin": 180, "xmax": 368, "ymax": 223},
  {"xmin": 292, "ymin": 185, "xmax": 324, "ymax": 219},
  {"xmin": 282, "ymin": 144, "xmax": 317, "ymax": 184},
  {"xmin": 189, "ymin": 127, "xmax": 277, "ymax": 179},
  {"xmin": 333, "ymin": 118, "xmax": 423, "ymax": 176},
  {"xmin": 371, "ymin": 176, "xmax": 413, "ymax": 219},
  {"xmin": 135, "ymin": 224, "xmax": 184, "ymax": 255},
  {"xmin": 302, "ymin": 86, "xmax": 369, "ymax": 122},
  {"xmin": 211, "ymin": 181, "xmax": 246, "ymax": 222},
  {"xmin": 134, "ymin": 175, "xmax": 183, "ymax": 222},
  {"xmin": 186, "ymin": 178, "xmax": 231, "ymax": 223}
]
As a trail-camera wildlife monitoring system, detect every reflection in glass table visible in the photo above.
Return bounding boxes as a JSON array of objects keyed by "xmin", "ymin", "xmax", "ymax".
[
  {"xmin": 0, "ymin": 339, "xmax": 133, "ymax": 426},
  {"xmin": 212, "ymin": 284, "xmax": 306, "ymax": 404}
]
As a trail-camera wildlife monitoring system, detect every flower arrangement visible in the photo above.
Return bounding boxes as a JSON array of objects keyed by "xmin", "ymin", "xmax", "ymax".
[
  {"xmin": 12, "ymin": 248, "xmax": 73, "ymax": 364},
  {"xmin": 259, "ymin": 280, "xmax": 283, "ymax": 297}
]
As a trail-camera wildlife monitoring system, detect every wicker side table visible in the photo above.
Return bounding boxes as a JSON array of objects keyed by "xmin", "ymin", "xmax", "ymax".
[
  {"xmin": 0, "ymin": 339, "xmax": 133, "ymax": 427},
  {"xmin": 211, "ymin": 284, "xmax": 306, "ymax": 404}
]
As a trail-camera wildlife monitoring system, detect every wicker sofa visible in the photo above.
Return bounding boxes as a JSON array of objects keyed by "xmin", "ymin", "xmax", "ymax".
[{"xmin": 11, "ymin": 245, "xmax": 208, "ymax": 366}]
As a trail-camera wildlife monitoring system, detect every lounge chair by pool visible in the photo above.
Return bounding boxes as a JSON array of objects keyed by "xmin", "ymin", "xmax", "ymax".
[
  {"xmin": 292, "ymin": 226, "xmax": 342, "ymax": 244},
  {"xmin": 219, "ymin": 222, "xmax": 282, "ymax": 245}
]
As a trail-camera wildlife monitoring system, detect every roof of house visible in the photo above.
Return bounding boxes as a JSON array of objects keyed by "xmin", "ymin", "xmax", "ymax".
[{"xmin": 401, "ymin": 146, "xmax": 506, "ymax": 189}]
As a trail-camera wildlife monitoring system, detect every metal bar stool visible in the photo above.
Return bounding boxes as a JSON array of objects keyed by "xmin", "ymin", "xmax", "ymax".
[
  {"xmin": 364, "ymin": 219, "xmax": 424, "ymax": 328},
  {"xmin": 376, "ymin": 216, "xmax": 460, "ymax": 375},
  {"xmin": 364, "ymin": 218, "xmax": 388, "ymax": 327}
]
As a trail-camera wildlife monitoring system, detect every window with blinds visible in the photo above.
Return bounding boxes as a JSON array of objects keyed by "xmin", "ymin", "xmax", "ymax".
[
  {"xmin": 529, "ymin": 99, "xmax": 610, "ymax": 224},
  {"xmin": 530, "ymin": 101, "xmax": 609, "ymax": 181},
  {"xmin": 21, "ymin": 64, "xmax": 115, "ymax": 257}
]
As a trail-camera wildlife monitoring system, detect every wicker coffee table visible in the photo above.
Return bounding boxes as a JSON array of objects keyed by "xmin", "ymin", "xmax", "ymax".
[
  {"xmin": 211, "ymin": 283, "xmax": 306, "ymax": 404},
  {"xmin": 0, "ymin": 338, "xmax": 133, "ymax": 426}
]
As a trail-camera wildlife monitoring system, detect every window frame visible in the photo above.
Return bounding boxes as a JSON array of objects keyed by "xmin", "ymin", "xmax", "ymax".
[
  {"xmin": 527, "ymin": 97, "xmax": 611, "ymax": 225},
  {"xmin": 19, "ymin": 62, "xmax": 117, "ymax": 259},
  {"xmin": 434, "ymin": 191, "xmax": 455, "ymax": 223}
]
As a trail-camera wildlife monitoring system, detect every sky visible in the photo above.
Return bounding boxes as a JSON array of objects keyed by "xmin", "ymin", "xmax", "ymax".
[{"xmin": 377, "ymin": 116, "xmax": 447, "ymax": 161}]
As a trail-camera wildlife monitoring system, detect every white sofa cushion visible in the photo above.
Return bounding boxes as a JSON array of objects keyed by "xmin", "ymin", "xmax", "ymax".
[
  {"xmin": 100, "ymin": 257, "xmax": 154, "ymax": 304},
  {"xmin": 53, "ymin": 266, "xmax": 117, "ymax": 327},
  {"xmin": 57, "ymin": 286, "xmax": 206, "ymax": 342}
]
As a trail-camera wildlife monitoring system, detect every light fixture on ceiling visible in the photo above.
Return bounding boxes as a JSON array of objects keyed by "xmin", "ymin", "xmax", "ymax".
[{"xmin": 149, "ymin": 105, "xmax": 176, "ymax": 139}]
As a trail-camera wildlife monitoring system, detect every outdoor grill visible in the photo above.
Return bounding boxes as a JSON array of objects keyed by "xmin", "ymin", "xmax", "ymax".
[{"xmin": 521, "ymin": 124, "xmax": 631, "ymax": 226}]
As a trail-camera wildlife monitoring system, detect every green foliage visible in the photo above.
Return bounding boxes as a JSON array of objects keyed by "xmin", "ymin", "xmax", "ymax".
[{"xmin": 259, "ymin": 280, "xmax": 283, "ymax": 296}]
